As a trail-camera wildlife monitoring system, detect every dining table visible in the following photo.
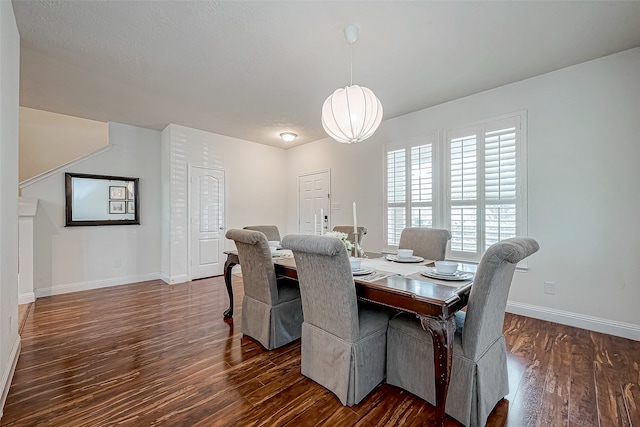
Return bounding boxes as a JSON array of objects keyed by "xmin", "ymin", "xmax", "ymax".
[{"xmin": 222, "ymin": 249, "xmax": 475, "ymax": 427}]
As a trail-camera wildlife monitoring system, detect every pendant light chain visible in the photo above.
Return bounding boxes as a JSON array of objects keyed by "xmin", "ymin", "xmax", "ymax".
[{"xmin": 350, "ymin": 42, "xmax": 353, "ymax": 86}]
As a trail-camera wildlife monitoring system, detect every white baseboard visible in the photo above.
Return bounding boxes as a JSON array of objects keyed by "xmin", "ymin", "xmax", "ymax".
[
  {"xmin": 18, "ymin": 292, "xmax": 35, "ymax": 305},
  {"xmin": 0, "ymin": 335, "xmax": 21, "ymax": 419},
  {"xmin": 35, "ymin": 273, "xmax": 161, "ymax": 298},
  {"xmin": 507, "ymin": 301, "xmax": 640, "ymax": 341},
  {"xmin": 159, "ymin": 272, "xmax": 171, "ymax": 284},
  {"xmin": 158, "ymin": 272, "xmax": 189, "ymax": 285},
  {"xmin": 166, "ymin": 274, "xmax": 189, "ymax": 285}
]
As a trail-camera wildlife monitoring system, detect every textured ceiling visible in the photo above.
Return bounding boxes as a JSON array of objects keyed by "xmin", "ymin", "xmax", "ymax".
[{"xmin": 12, "ymin": 0, "xmax": 640, "ymax": 148}]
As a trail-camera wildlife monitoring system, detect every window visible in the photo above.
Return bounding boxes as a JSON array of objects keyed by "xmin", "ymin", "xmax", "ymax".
[
  {"xmin": 384, "ymin": 112, "xmax": 527, "ymax": 262},
  {"xmin": 386, "ymin": 135, "xmax": 437, "ymax": 246},
  {"xmin": 386, "ymin": 148, "xmax": 406, "ymax": 245}
]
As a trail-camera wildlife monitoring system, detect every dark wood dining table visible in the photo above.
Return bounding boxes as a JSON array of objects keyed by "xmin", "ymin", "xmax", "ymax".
[{"xmin": 222, "ymin": 250, "xmax": 473, "ymax": 427}]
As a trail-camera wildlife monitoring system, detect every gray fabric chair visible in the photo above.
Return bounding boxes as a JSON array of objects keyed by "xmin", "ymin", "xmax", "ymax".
[
  {"xmin": 243, "ymin": 225, "xmax": 281, "ymax": 242},
  {"xmin": 332, "ymin": 226, "xmax": 367, "ymax": 247},
  {"xmin": 281, "ymin": 234, "xmax": 393, "ymax": 406},
  {"xmin": 398, "ymin": 227, "xmax": 451, "ymax": 260},
  {"xmin": 225, "ymin": 229, "xmax": 302, "ymax": 350},
  {"xmin": 386, "ymin": 237, "xmax": 540, "ymax": 427}
]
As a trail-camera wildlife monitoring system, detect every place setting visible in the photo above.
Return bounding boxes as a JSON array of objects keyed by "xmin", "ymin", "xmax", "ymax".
[
  {"xmin": 350, "ymin": 257, "xmax": 374, "ymax": 275},
  {"xmin": 269, "ymin": 241, "xmax": 292, "ymax": 258},
  {"xmin": 420, "ymin": 261, "xmax": 474, "ymax": 281},
  {"xmin": 385, "ymin": 249, "xmax": 424, "ymax": 263},
  {"xmin": 349, "ymin": 257, "xmax": 396, "ymax": 281}
]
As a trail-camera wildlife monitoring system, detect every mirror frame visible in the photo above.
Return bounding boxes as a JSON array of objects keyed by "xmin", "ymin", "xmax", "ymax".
[{"xmin": 65, "ymin": 172, "xmax": 140, "ymax": 226}]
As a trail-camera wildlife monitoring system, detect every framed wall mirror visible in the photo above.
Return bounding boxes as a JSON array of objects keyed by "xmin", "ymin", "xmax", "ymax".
[{"xmin": 65, "ymin": 173, "xmax": 140, "ymax": 226}]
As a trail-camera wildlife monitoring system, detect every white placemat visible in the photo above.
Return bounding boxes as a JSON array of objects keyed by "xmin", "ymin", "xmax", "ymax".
[{"xmin": 360, "ymin": 257, "xmax": 433, "ymax": 276}]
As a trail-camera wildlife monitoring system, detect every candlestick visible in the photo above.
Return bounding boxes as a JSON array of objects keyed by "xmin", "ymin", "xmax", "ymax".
[
  {"xmin": 320, "ymin": 208, "xmax": 324, "ymax": 235},
  {"xmin": 314, "ymin": 214, "xmax": 317, "ymax": 235},
  {"xmin": 353, "ymin": 202, "xmax": 358, "ymax": 257}
]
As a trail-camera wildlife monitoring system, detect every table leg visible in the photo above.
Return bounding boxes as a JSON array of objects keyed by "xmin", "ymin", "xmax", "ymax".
[
  {"xmin": 420, "ymin": 315, "xmax": 456, "ymax": 427},
  {"xmin": 223, "ymin": 258, "xmax": 237, "ymax": 319}
]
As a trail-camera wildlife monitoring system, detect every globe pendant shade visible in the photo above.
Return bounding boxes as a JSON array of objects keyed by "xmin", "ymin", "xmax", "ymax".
[{"xmin": 321, "ymin": 85, "xmax": 383, "ymax": 144}]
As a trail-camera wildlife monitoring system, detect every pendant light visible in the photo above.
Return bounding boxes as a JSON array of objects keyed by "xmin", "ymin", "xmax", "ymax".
[{"xmin": 321, "ymin": 25, "xmax": 383, "ymax": 144}]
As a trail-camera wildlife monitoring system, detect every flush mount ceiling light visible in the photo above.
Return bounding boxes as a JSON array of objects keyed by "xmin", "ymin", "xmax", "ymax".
[
  {"xmin": 280, "ymin": 132, "xmax": 297, "ymax": 142},
  {"xmin": 321, "ymin": 24, "xmax": 383, "ymax": 144}
]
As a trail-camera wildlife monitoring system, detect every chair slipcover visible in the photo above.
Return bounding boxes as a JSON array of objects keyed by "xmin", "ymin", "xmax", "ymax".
[
  {"xmin": 386, "ymin": 237, "xmax": 540, "ymax": 427},
  {"xmin": 398, "ymin": 227, "xmax": 451, "ymax": 261},
  {"xmin": 332, "ymin": 226, "xmax": 367, "ymax": 247},
  {"xmin": 281, "ymin": 234, "xmax": 392, "ymax": 406},
  {"xmin": 225, "ymin": 229, "xmax": 302, "ymax": 350},
  {"xmin": 243, "ymin": 225, "xmax": 281, "ymax": 242}
]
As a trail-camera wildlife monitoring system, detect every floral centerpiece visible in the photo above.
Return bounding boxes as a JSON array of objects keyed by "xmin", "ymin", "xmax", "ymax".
[{"xmin": 324, "ymin": 231, "xmax": 363, "ymax": 257}]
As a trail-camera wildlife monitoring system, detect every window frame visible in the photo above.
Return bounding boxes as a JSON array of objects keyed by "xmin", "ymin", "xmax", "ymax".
[
  {"xmin": 383, "ymin": 111, "xmax": 528, "ymax": 264},
  {"xmin": 384, "ymin": 134, "xmax": 439, "ymax": 247}
]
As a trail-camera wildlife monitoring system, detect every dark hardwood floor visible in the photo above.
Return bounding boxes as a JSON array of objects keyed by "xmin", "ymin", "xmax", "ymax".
[{"xmin": 2, "ymin": 275, "xmax": 639, "ymax": 426}]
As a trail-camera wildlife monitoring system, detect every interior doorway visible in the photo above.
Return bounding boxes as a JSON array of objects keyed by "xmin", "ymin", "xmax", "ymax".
[
  {"xmin": 298, "ymin": 170, "xmax": 330, "ymax": 235},
  {"xmin": 189, "ymin": 166, "xmax": 226, "ymax": 280}
]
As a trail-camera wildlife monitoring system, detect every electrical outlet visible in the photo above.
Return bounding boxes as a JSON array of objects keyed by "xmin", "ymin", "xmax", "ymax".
[
  {"xmin": 544, "ymin": 281, "xmax": 555, "ymax": 295},
  {"xmin": 113, "ymin": 259, "xmax": 122, "ymax": 268}
]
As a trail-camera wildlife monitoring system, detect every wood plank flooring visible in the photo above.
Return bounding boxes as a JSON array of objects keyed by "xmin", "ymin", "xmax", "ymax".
[{"xmin": 2, "ymin": 275, "xmax": 639, "ymax": 426}]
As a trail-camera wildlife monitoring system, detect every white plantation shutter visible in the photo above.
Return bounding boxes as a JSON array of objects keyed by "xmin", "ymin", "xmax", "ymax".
[
  {"xmin": 485, "ymin": 127, "xmax": 517, "ymax": 249},
  {"xmin": 450, "ymin": 133, "xmax": 478, "ymax": 254},
  {"xmin": 386, "ymin": 149, "xmax": 406, "ymax": 245},
  {"xmin": 384, "ymin": 112, "xmax": 526, "ymax": 260},
  {"xmin": 385, "ymin": 136, "xmax": 436, "ymax": 246},
  {"xmin": 410, "ymin": 144, "xmax": 433, "ymax": 228},
  {"xmin": 446, "ymin": 114, "xmax": 526, "ymax": 261}
]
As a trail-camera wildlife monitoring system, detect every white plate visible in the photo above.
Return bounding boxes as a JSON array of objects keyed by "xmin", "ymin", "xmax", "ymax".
[
  {"xmin": 352, "ymin": 268, "xmax": 374, "ymax": 276},
  {"xmin": 386, "ymin": 254, "xmax": 425, "ymax": 263},
  {"xmin": 432, "ymin": 270, "xmax": 455, "ymax": 276},
  {"xmin": 420, "ymin": 267, "xmax": 473, "ymax": 281}
]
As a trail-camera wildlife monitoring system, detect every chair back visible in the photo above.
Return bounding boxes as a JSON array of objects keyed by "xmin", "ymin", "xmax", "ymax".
[
  {"xmin": 398, "ymin": 227, "xmax": 451, "ymax": 260},
  {"xmin": 226, "ymin": 229, "xmax": 278, "ymax": 305},
  {"xmin": 243, "ymin": 225, "xmax": 281, "ymax": 241},
  {"xmin": 281, "ymin": 234, "xmax": 359, "ymax": 342},
  {"xmin": 332, "ymin": 226, "xmax": 367, "ymax": 247},
  {"xmin": 462, "ymin": 237, "xmax": 540, "ymax": 359}
]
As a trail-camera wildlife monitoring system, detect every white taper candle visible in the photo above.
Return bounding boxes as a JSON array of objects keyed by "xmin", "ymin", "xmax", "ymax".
[
  {"xmin": 320, "ymin": 208, "xmax": 324, "ymax": 235},
  {"xmin": 314, "ymin": 214, "xmax": 317, "ymax": 235},
  {"xmin": 353, "ymin": 202, "xmax": 358, "ymax": 234}
]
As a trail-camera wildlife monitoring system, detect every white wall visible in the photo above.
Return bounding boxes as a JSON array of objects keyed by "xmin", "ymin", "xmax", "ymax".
[
  {"xmin": 19, "ymin": 107, "xmax": 108, "ymax": 182},
  {"xmin": 0, "ymin": 0, "xmax": 20, "ymax": 416},
  {"xmin": 18, "ymin": 119, "xmax": 288, "ymax": 292},
  {"xmin": 287, "ymin": 48, "xmax": 640, "ymax": 340},
  {"xmin": 21, "ymin": 123, "xmax": 162, "ymax": 297},
  {"xmin": 160, "ymin": 124, "xmax": 288, "ymax": 283}
]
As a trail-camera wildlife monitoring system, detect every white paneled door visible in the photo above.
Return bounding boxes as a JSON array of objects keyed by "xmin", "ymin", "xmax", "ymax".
[
  {"xmin": 190, "ymin": 166, "xmax": 225, "ymax": 280},
  {"xmin": 298, "ymin": 170, "xmax": 330, "ymax": 234}
]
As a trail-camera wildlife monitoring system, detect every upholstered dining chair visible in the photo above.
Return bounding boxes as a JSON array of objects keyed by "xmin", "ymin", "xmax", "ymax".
[
  {"xmin": 243, "ymin": 225, "xmax": 281, "ymax": 242},
  {"xmin": 225, "ymin": 229, "xmax": 303, "ymax": 350},
  {"xmin": 281, "ymin": 234, "xmax": 393, "ymax": 406},
  {"xmin": 386, "ymin": 237, "xmax": 540, "ymax": 427},
  {"xmin": 398, "ymin": 227, "xmax": 451, "ymax": 260},
  {"xmin": 332, "ymin": 226, "xmax": 367, "ymax": 247}
]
